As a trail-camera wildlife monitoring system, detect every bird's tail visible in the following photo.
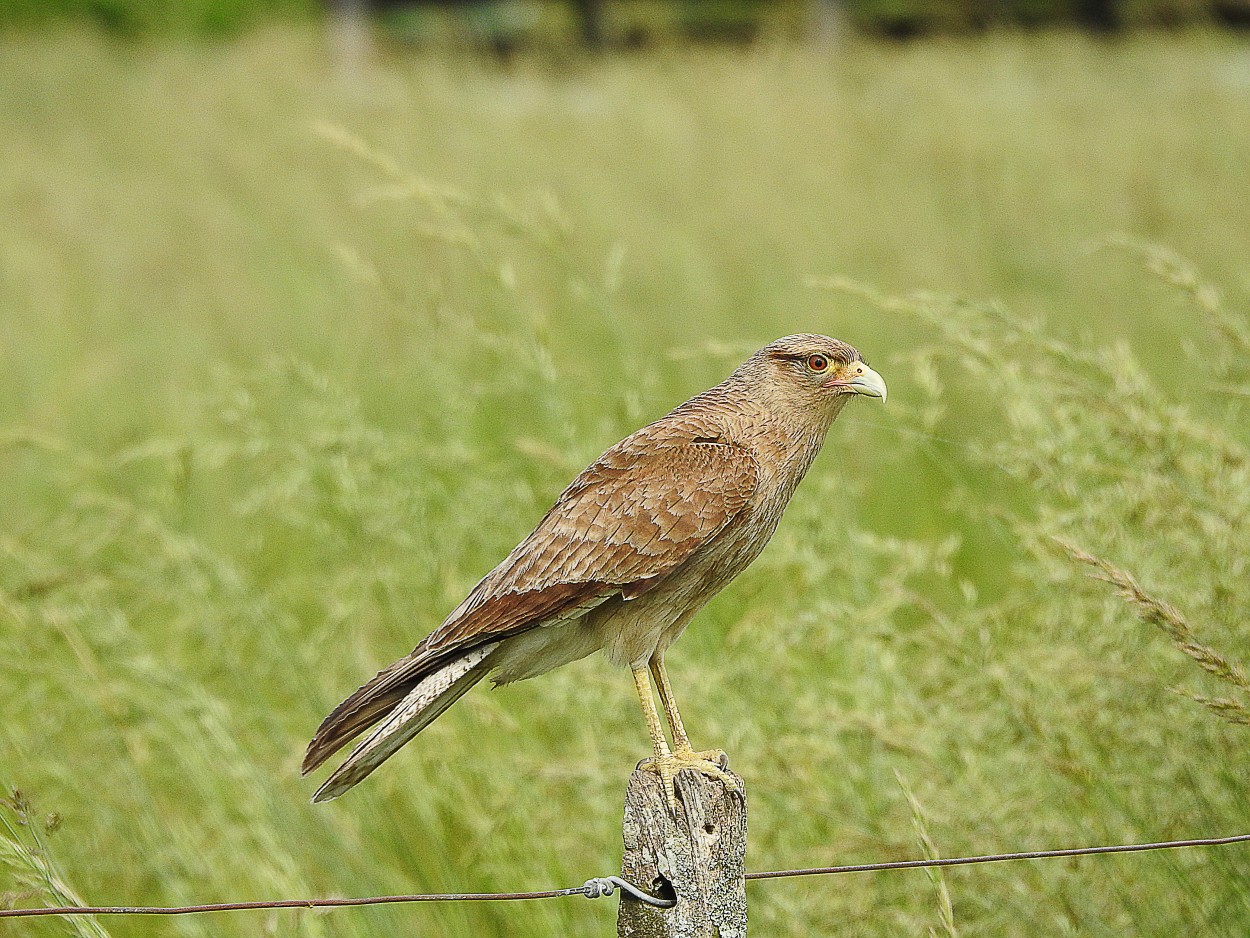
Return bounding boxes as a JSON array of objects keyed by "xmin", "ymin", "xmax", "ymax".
[{"xmin": 303, "ymin": 642, "xmax": 499, "ymax": 803}]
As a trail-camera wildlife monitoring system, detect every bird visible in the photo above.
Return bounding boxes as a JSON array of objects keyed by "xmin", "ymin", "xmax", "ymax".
[{"xmin": 302, "ymin": 334, "xmax": 886, "ymax": 804}]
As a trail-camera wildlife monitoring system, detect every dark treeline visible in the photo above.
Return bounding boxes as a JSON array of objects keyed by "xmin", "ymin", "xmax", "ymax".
[{"xmin": 2, "ymin": 0, "xmax": 1247, "ymax": 39}]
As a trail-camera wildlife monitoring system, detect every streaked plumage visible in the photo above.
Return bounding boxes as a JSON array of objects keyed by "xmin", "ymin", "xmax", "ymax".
[{"xmin": 304, "ymin": 334, "xmax": 886, "ymax": 802}]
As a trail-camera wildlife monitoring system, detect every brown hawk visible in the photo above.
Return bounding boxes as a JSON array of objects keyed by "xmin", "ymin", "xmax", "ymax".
[{"xmin": 303, "ymin": 335, "xmax": 886, "ymax": 803}]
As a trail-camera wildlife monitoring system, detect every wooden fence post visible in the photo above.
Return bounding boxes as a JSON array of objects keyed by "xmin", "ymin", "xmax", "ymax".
[{"xmin": 616, "ymin": 765, "xmax": 747, "ymax": 938}]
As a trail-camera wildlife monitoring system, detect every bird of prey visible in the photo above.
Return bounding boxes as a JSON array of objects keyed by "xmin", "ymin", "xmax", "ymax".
[{"xmin": 303, "ymin": 334, "xmax": 886, "ymax": 804}]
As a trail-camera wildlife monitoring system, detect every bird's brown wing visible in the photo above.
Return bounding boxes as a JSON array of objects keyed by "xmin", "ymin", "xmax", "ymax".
[
  {"xmin": 303, "ymin": 438, "xmax": 758, "ymax": 775},
  {"xmin": 425, "ymin": 439, "xmax": 760, "ymax": 651}
]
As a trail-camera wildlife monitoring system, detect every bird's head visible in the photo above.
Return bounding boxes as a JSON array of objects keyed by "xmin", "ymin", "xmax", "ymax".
[{"xmin": 738, "ymin": 334, "xmax": 887, "ymax": 419}]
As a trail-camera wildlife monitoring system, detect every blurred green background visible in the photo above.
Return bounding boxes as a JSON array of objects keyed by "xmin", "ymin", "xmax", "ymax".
[
  {"xmin": 4, "ymin": 0, "xmax": 1250, "ymax": 38},
  {"xmin": 2, "ymin": 6, "xmax": 1249, "ymax": 937}
]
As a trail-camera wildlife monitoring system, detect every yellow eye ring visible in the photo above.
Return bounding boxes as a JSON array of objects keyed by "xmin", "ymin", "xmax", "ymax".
[{"xmin": 807, "ymin": 354, "xmax": 829, "ymax": 372}]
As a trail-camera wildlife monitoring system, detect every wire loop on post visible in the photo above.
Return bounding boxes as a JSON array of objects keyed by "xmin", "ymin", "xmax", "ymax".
[{"xmin": 582, "ymin": 876, "xmax": 676, "ymax": 908}]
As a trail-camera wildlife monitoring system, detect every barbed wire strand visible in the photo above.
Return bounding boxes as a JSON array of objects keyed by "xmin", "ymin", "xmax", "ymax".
[
  {"xmin": 0, "ymin": 877, "xmax": 670, "ymax": 918},
  {"xmin": 2, "ymin": 833, "xmax": 1248, "ymax": 919},
  {"xmin": 745, "ymin": 833, "xmax": 1250, "ymax": 880}
]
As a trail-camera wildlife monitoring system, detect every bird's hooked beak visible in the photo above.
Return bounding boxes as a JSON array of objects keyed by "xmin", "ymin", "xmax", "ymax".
[{"xmin": 824, "ymin": 362, "xmax": 888, "ymax": 403}]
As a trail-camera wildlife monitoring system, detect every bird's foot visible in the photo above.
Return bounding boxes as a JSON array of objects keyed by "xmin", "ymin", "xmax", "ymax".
[
  {"xmin": 639, "ymin": 748, "xmax": 737, "ymax": 813},
  {"xmin": 681, "ymin": 747, "xmax": 731, "ymax": 768}
]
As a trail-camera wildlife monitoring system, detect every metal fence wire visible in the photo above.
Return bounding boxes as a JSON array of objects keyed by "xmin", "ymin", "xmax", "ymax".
[{"xmin": 3, "ymin": 832, "xmax": 1249, "ymax": 920}]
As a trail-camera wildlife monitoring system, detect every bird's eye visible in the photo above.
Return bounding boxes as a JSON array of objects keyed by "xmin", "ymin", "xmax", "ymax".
[{"xmin": 807, "ymin": 354, "xmax": 829, "ymax": 372}]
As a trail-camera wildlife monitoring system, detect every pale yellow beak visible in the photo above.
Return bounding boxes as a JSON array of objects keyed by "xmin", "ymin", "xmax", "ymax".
[{"xmin": 847, "ymin": 363, "xmax": 887, "ymax": 403}]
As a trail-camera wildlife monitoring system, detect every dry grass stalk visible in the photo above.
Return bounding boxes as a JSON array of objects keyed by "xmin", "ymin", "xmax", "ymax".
[
  {"xmin": 895, "ymin": 771, "xmax": 960, "ymax": 938},
  {"xmin": 0, "ymin": 791, "xmax": 111, "ymax": 938},
  {"xmin": 1054, "ymin": 538, "xmax": 1250, "ymax": 726}
]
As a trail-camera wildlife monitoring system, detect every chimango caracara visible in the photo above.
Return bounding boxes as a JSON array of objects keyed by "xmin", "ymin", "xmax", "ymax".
[{"xmin": 303, "ymin": 335, "xmax": 886, "ymax": 803}]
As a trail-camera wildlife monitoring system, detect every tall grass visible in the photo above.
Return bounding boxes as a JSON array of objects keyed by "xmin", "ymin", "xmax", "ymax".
[
  {"xmin": 1, "ymin": 25, "xmax": 1248, "ymax": 936},
  {"xmin": 0, "ymin": 791, "xmax": 109, "ymax": 938}
]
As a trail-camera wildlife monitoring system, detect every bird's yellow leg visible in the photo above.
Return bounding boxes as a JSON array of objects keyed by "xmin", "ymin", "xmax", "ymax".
[
  {"xmin": 643, "ymin": 656, "xmax": 737, "ymax": 800},
  {"xmin": 649, "ymin": 655, "xmax": 694, "ymax": 752},
  {"xmin": 633, "ymin": 666, "xmax": 688, "ymax": 811},
  {"xmin": 632, "ymin": 665, "xmax": 672, "ymax": 762}
]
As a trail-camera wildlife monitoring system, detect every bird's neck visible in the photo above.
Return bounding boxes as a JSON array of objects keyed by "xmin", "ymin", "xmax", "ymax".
[
  {"xmin": 753, "ymin": 405, "xmax": 842, "ymax": 497},
  {"xmin": 694, "ymin": 386, "xmax": 848, "ymax": 492}
]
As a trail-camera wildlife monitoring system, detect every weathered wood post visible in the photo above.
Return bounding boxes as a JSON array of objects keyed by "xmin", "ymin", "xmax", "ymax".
[{"xmin": 616, "ymin": 764, "xmax": 747, "ymax": 938}]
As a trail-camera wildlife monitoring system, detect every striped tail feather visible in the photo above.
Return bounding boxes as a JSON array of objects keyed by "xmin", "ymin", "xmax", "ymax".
[{"xmin": 306, "ymin": 643, "xmax": 499, "ymax": 803}]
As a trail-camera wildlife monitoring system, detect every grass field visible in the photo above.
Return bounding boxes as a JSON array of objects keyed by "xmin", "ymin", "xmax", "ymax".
[{"xmin": 2, "ymin": 24, "xmax": 1249, "ymax": 937}]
